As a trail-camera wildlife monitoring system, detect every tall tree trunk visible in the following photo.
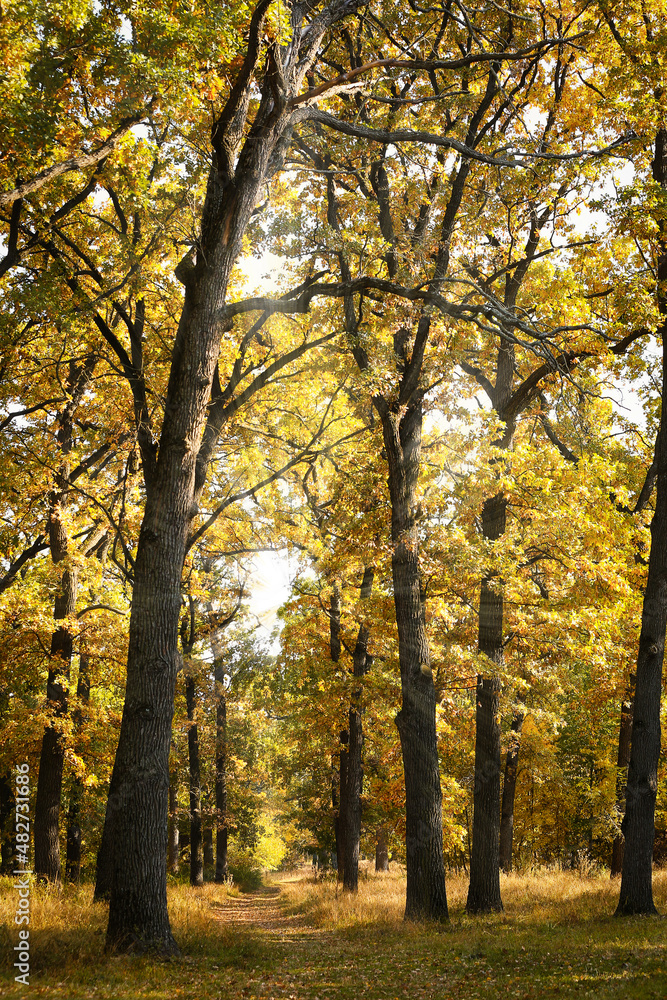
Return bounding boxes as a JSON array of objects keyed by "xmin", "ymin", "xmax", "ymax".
[
  {"xmin": 34, "ymin": 362, "xmax": 86, "ymax": 883},
  {"xmin": 375, "ymin": 827, "xmax": 389, "ymax": 872},
  {"xmin": 499, "ymin": 710, "xmax": 524, "ymax": 873},
  {"xmin": 33, "ymin": 522, "xmax": 77, "ymax": 883},
  {"xmin": 168, "ymin": 766, "xmax": 180, "ymax": 875},
  {"xmin": 332, "ymin": 754, "xmax": 342, "ymax": 880},
  {"xmin": 611, "ymin": 675, "xmax": 635, "ymax": 878},
  {"xmin": 338, "ymin": 730, "xmax": 349, "ymax": 882},
  {"xmin": 616, "ymin": 128, "xmax": 667, "ymax": 917},
  {"xmin": 66, "ymin": 650, "xmax": 91, "ymax": 882},
  {"xmin": 467, "ymin": 494, "xmax": 505, "ymax": 913},
  {"xmin": 203, "ymin": 826, "xmax": 214, "ymax": 868},
  {"xmin": 343, "ymin": 566, "xmax": 373, "ymax": 893},
  {"xmin": 185, "ymin": 676, "xmax": 203, "ymax": 887},
  {"xmin": 35, "ymin": 357, "xmax": 95, "ymax": 884},
  {"xmin": 0, "ymin": 776, "xmax": 14, "ymax": 874},
  {"xmin": 214, "ymin": 671, "xmax": 228, "ymax": 883},
  {"xmin": 344, "ymin": 624, "xmax": 370, "ymax": 892},
  {"xmin": 343, "ymin": 647, "xmax": 364, "ymax": 893},
  {"xmin": 329, "ymin": 585, "xmax": 345, "ymax": 882},
  {"xmin": 381, "ymin": 395, "xmax": 448, "ymax": 921},
  {"xmin": 104, "ymin": 288, "xmax": 223, "ymax": 951}
]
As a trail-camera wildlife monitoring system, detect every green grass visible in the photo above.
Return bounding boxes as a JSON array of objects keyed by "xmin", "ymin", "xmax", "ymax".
[{"xmin": 1, "ymin": 869, "xmax": 666, "ymax": 998}]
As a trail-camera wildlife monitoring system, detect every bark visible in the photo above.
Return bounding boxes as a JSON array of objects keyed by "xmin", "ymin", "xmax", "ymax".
[
  {"xmin": 185, "ymin": 676, "xmax": 203, "ymax": 887},
  {"xmin": 168, "ymin": 768, "xmax": 180, "ymax": 875},
  {"xmin": 338, "ymin": 730, "xmax": 349, "ymax": 883},
  {"xmin": 332, "ymin": 756, "xmax": 342, "ymax": 880},
  {"xmin": 466, "ymin": 675, "xmax": 503, "ymax": 912},
  {"xmin": 104, "ymin": 225, "xmax": 235, "ymax": 950},
  {"xmin": 0, "ymin": 776, "xmax": 14, "ymax": 874},
  {"xmin": 380, "ymin": 395, "xmax": 448, "ymax": 921},
  {"xmin": 329, "ymin": 585, "xmax": 345, "ymax": 882},
  {"xmin": 33, "ymin": 524, "xmax": 77, "ymax": 882},
  {"xmin": 616, "ymin": 128, "xmax": 667, "ymax": 917},
  {"xmin": 214, "ymin": 673, "xmax": 228, "ymax": 883},
  {"xmin": 203, "ymin": 827, "xmax": 214, "ymax": 868},
  {"xmin": 467, "ymin": 494, "xmax": 505, "ymax": 913},
  {"xmin": 499, "ymin": 710, "xmax": 524, "ymax": 873},
  {"xmin": 66, "ymin": 651, "xmax": 91, "ymax": 883},
  {"xmin": 35, "ymin": 413, "xmax": 75, "ymax": 880},
  {"xmin": 343, "ymin": 566, "xmax": 373, "ymax": 893},
  {"xmin": 344, "ymin": 623, "xmax": 370, "ymax": 892},
  {"xmin": 35, "ymin": 357, "xmax": 95, "ymax": 884},
  {"xmin": 611, "ymin": 675, "xmax": 635, "ymax": 878},
  {"xmin": 343, "ymin": 661, "xmax": 364, "ymax": 892},
  {"xmin": 375, "ymin": 827, "xmax": 389, "ymax": 872}
]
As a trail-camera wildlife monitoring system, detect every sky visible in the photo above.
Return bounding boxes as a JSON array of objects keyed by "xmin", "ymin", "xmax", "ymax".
[{"xmin": 238, "ymin": 254, "xmax": 297, "ymax": 636}]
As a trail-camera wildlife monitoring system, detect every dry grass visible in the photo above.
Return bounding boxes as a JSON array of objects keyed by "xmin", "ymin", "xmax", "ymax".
[
  {"xmin": 1, "ymin": 869, "xmax": 667, "ymax": 999},
  {"xmin": 280, "ymin": 865, "xmax": 667, "ymax": 928}
]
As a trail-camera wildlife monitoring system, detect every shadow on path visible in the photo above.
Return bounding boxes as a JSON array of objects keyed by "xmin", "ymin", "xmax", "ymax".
[{"xmin": 208, "ymin": 881, "xmax": 324, "ymax": 944}]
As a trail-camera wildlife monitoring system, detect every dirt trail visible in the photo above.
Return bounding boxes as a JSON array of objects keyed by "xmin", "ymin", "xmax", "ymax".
[{"xmin": 209, "ymin": 880, "xmax": 313, "ymax": 941}]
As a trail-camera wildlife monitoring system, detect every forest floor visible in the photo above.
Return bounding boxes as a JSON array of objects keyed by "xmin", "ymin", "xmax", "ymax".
[{"xmin": 1, "ymin": 867, "xmax": 667, "ymax": 999}]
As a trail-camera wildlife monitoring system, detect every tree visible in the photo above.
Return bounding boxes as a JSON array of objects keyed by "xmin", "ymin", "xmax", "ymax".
[
  {"xmin": 581, "ymin": 1, "xmax": 667, "ymax": 915},
  {"xmin": 616, "ymin": 129, "xmax": 667, "ymax": 915},
  {"xmin": 288, "ymin": 0, "xmax": 633, "ymax": 917},
  {"xmin": 34, "ymin": 355, "xmax": 97, "ymax": 882}
]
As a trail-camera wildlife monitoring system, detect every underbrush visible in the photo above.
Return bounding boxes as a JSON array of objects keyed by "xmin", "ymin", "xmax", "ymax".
[{"xmin": 228, "ymin": 857, "xmax": 264, "ymax": 892}]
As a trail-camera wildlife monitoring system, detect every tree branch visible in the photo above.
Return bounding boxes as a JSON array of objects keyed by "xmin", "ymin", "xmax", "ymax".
[
  {"xmin": 0, "ymin": 113, "xmax": 146, "ymax": 207},
  {"xmin": 292, "ymin": 106, "xmax": 635, "ymax": 168},
  {"xmin": 0, "ymin": 535, "xmax": 49, "ymax": 594}
]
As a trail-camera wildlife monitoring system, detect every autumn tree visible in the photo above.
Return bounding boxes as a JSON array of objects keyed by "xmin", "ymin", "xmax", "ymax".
[{"xmin": 280, "ymin": 0, "xmax": 645, "ymax": 917}]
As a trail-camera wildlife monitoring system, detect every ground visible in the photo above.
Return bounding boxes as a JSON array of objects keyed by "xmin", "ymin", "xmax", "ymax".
[{"xmin": 1, "ymin": 868, "xmax": 667, "ymax": 998}]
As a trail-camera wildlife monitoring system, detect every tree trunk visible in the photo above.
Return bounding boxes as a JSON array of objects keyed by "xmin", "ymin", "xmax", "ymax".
[
  {"xmin": 499, "ymin": 710, "xmax": 524, "ymax": 873},
  {"xmin": 616, "ymin": 128, "xmax": 667, "ymax": 917},
  {"xmin": 35, "ymin": 358, "xmax": 94, "ymax": 885},
  {"xmin": 104, "ymin": 512, "xmax": 184, "ymax": 950},
  {"xmin": 467, "ymin": 493, "xmax": 505, "ymax": 913},
  {"xmin": 375, "ymin": 827, "xmax": 389, "ymax": 872},
  {"xmin": 344, "ymin": 623, "xmax": 370, "ymax": 892},
  {"xmin": 185, "ymin": 676, "xmax": 203, "ymax": 887},
  {"xmin": 168, "ymin": 769, "xmax": 180, "ymax": 875},
  {"xmin": 381, "ymin": 395, "xmax": 448, "ymax": 921},
  {"xmin": 611, "ymin": 675, "xmax": 635, "ymax": 878},
  {"xmin": 467, "ymin": 675, "xmax": 503, "ymax": 912},
  {"xmin": 0, "ymin": 776, "xmax": 14, "ymax": 874},
  {"xmin": 104, "ymin": 284, "xmax": 227, "ymax": 949},
  {"xmin": 103, "ymin": 128, "xmax": 279, "ymax": 953},
  {"xmin": 34, "ymin": 552, "xmax": 77, "ymax": 883},
  {"xmin": 66, "ymin": 651, "xmax": 91, "ymax": 883},
  {"xmin": 332, "ymin": 755, "xmax": 342, "ymax": 880},
  {"xmin": 329, "ymin": 585, "xmax": 345, "ymax": 882},
  {"xmin": 343, "ymin": 566, "xmax": 373, "ymax": 893},
  {"xmin": 214, "ymin": 679, "xmax": 228, "ymax": 883},
  {"xmin": 338, "ymin": 730, "xmax": 349, "ymax": 883},
  {"xmin": 203, "ymin": 826, "xmax": 214, "ymax": 868}
]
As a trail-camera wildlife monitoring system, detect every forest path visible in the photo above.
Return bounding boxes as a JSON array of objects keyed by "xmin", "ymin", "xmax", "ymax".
[{"xmin": 208, "ymin": 875, "xmax": 325, "ymax": 943}]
